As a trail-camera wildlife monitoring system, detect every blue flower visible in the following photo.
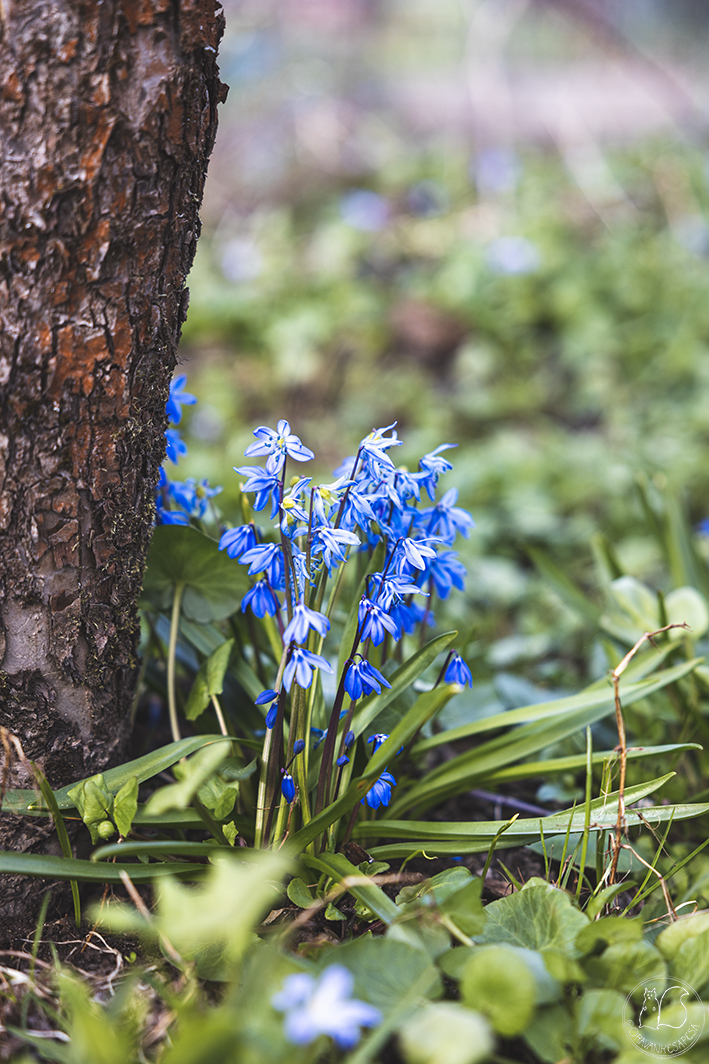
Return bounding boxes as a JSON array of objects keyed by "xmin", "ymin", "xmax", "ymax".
[
  {"xmin": 266, "ymin": 704, "xmax": 279, "ymax": 729},
  {"xmin": 427, "ymin": 550, "xmax": 467, "ymax": 599},
  {"xmin": 165, "ymin": 427, "xmax": 187, "ymax": 464},
  {"xmin": 366, "ymin": 733, "xmax": 389, "ymax": 752},
  {"xmin": 357, "ymin": 597, "xmax": 400, "ymax": 646},
  {"xmin": 359, "ymin": 423, "xmax": 403, "ymax": 473},
  {"xmin": 155, "ymin": 495, "xmax": 190, "ymax": 525},
  {"xmin": 283, "ymin": 647, "xmax": 334, "ymax": 692},
  {"xmin": 241, "ymin": 580, "xmax": 279, "ymax": 618},
  {"xmin": 369, "ymin": 572, "xmax": 424, "ymax": 611},
  {"xmin": 292, "ymin": 739, "xmax": 305, "ymax": 756},
  {"xmin": 255, "ymin": 688, "xmax": 279, "ymax": 705},
  {"xmin": 219, "ymin": 524, "xmax": 257, "ymax": 560},
  {"xmin": 239, "ymin": 542, "xmax": 282, "ymax": 578},
  {"xmin": 281, "ymin": 773, "xmax": 296, "ymax": 803},
  {"xmin": 390, "ymin": 598, "xmax": 431, "ymax": 635},
  {"xmin": 422, "ymin": 488, "xmax": 475, "ymax": 545},
  {"xmin": 344, "ymin": 660, "xmax": 391, "ymax": 700},
  {"xmin": 361, "ymin": 770, "xmax": 396, "ymax": 810},
  {"xmin": 234, "ymin": 465, "xmax": 281, "ymax": 518},
  {"xmin": 169, "ymin": 477, "xmax": 222, "ymax": 519},
  {"xmin": 398, "ymin": 537, "xmax": 438, "ymax": 572},
  {"xmin": 166, "ymin": 374, "xmax": 197, "ymax": 425},
  {"xmin": 272, "ymin": 966, "xmax": 381, "ymax": 1049},
  {"xmin": 336, "ymin": 755, "xmax": 349, "ymax": 767},
  {"xmin": 445, "ymin": 651, "xmax": 473, "ymax": 688},
  {"xmin": 244, "ymin": 419, "xmax": 314, "ymax": 474},
  {"xmin": 418, "ymin": 444, "xmax": 456, "ymax": 499},
  {"xmin": 283, "ymin": 599, "xmax": 331, "ymax": 646},
  {"xmin": 312, "ymin": 526, "xmax": 361, "ymax": 572}
]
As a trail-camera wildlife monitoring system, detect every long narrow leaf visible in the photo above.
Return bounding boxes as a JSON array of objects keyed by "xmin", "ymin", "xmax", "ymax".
[
  {"xmin": 484, "ymin": 742, "xmax": 700, "ymax": 784},
  {"xmin": 412, "ymin": 657, "xmax": 699, "ymax": 754},
  {"xmin": 527, "ymin": 544, "xmax": 602, "ymax": 624},
  {"xmin": 0, "ymin": 851, "xmax": 206, "ymax": 882}
]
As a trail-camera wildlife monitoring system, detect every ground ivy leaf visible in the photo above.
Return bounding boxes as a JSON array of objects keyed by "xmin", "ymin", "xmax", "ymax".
[{"xmin": 477, "ymin": 877, "xmax": 589, "ymax": 957}]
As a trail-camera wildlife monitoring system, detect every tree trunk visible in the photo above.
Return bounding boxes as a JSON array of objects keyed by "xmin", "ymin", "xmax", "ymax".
[{"xmin": 0, "ymin": 0, "xmax": 226, "ymax": 935}]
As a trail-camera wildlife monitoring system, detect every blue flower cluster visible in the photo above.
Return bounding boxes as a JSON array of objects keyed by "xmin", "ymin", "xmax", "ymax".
[
  {"xmin": 220, "ymin": 419, "xmax": 473, "ymax": 669},
  {"xmin": 272, "ymin": 965, "xmax": 381, "ymax": 1048},
  {"xmin": 156, "ymin": 375, "xmax": 222, "ymax": 525}
]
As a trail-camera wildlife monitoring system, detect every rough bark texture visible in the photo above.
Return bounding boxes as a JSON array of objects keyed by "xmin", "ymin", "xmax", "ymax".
[{"xmin": 0, "ymin": 0, "xmax": 226, "ymax": 935}]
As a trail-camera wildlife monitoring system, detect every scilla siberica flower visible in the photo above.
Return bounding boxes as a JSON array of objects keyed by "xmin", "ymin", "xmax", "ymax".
[
  {"xmin": 358, "ymin": 596, "xmax": 400, "ymax": 645},
  {"xmin": 241, "ymin": 580, "xmax": 279, "ymax": 618},
  {"xmin": 361, "ymin": 770, "xmax": 396, "ymax": 809},
  {"xmin": 166, "ymin": 374, "xmax": 197, "ymax": 424},
  {"xmin": 219, "ymin": 524, "xmax": 257, "ymax": 560},
  {"xmin": 344, "ymin": 659, "xmax": 391, "ymax": 700},
  {"xmin": 244, "ymin": 419, "xmax": 314, "ymax": 474},
  {"xmin": 272, "ymin": 966, "xmax": 381, "ymax": 1048},
  {"xmin": 444, "ymin": 651, "xmax": 473, "ymax": 688},
  {"xmin": 283, "ymin": 599, "xmax": 330, "ymax": 646},
  {"xmin": 284, "ymin": 647, "xmax": 333, "ymax": 692},
  {"xmin": 281, "ymin": 772, "xmax": 296, "ymax": 803}
]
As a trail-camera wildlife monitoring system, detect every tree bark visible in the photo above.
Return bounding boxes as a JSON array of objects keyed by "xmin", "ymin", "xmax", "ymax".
[{"xmin": 0, "ymin": 0, "xmax": 226, "ymax": 934}]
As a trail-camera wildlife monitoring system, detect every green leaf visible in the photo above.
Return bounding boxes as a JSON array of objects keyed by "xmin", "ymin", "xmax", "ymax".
[
  {"xmin": 113, "ymin": 777, "xmax": 138, "ymax": 838},
  {"xmin": 68, "ymin": 775, "xmax": 114, "ymax": 844},
  {"xmin": 528, "ymin": 544, "xmax": 602, "ymax": 625},
  {"xmin": 438, "ymin": 877, "xmax": 486, "ymax": 938},
  {"xmin": 0, "ymin": 850, "xmax": 205, "ymax": 882},
  {"xmin": 398, "ymin": 660, "xmax": 701, "ymax": 814},
  {"xmin": 140, "ymin": 525, "xmax": 247, "ymax": 622},
  {"xmin": 325, "ymin": 902, "xmax": 346, "ymax": 921},
  {"xmin": 459, "ymin": 944, "xmax": 536, "ymax": 1036},
  {"xmin": 302, "ymin": 851, "xmax": 401, "ymax": 925},
  {"xmin": 287, "ymin": 877, "xmax": 314, "ymax": 909},
  {"xmin": 477, "ymin": 878, "xmax": 589, "ymax": 958},
  {"xmin": 413, "ymin": 658, "xmax": 698, "ymax": 755},
  {"xmin": 398, "ymin": 1002, "xmax": 493, "ymax": 1064},
  {"xmin": 326, "ymin": 937, "xmax": 442, "ymax": 1013},
  {"xmin": 185, "ymin": 640, "xmax": 235, "ymax": 721},
  {"xmin": 143, "ymin": 740, "xmax": 232, "ymax": 816}
]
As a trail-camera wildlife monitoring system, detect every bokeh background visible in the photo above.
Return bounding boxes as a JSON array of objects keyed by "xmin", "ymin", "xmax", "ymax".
[{"xmin": 176, "ymin": 0, "xmax": 709, "ymax": 713}]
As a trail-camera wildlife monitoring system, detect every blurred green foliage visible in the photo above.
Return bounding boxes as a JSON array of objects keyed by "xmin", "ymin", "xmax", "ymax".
[{"xmin": 177, "ymin": 139, "xmax": 709, "ymax": 690}]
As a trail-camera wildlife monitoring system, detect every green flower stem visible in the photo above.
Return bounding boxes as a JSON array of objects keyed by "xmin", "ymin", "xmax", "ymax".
[
  {"xmin": 290, "ymin": 683, "xmax": 311, "ymax": 825},
  {"xmin": 576, "ymin": 726, "xmax": 593, "ymax": 902},
  {"xmin": 210, "ymin": 694, "xmax": 228, "ymax": 737},
  {"xmin": 167, "ymin": 581, "xmax": 185, "ymax": 744}
]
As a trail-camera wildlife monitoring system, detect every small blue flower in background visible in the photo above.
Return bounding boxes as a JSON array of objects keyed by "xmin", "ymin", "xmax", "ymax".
[
  {"xmin": 265, "ymin": 704, "xmax": 279, "ymax": 729},
  {"xmin": 418, "ymin": 443, "xmax": 456, "ymax": 499},
  {"xmin": 340, "ymin": 189, "xmax": 390, "ymax": 232},
  {"xmin": 422, "ymin": 487, "xmax": 475, "ymax": 544},
  {"xmin": 219, "ymin": 524, "xmax": 257, "ymax": 560},
  {"xmin": 361, "ymin": 770, "xmax": 396, "ymax": 810},
  {"xmin": 487, "ymin": 235, "xmax": 540, "ymax": 275},
  {"xmin": 427, "ymin": 550, "xmax": 467, "ymax": 599},
  {"xmin": 244, "ymin": 419, "xmax": 314, "ymax": 474},
  {"xmin": 281, "ymin": 773, "xmax": 296, "ymax": 803},
  {"xmin": 283, "ymin": 599, "xmax": 331, "ymax": 646},
  {"xmin": 166, "ymin": 374, "xmax": 197, "ymax": 424},
  {"xmin": 445, "ymin": 651, "xmax": 473, "ymax": 688},
  {"xmin": 169, "ymin": 477, "xmax": 222, "ymax": 519},
  {"xmin": 292, "ymin": 739, "xmax": 305, "ymax": 757},
  {"xmin": 165, "ymin": 427, "xmax": 187, "ymax": 464},
  {"xmin": 241, "ymin": 580, "xmax": 279, "ymax": 618},
  {"xmin": 336, "ymin": 755, "xmax": 349, "ymax": 767},
  {"xmin": 272, "ymin": 965, "xmax": 381, "ymax": 1048},
  {"xmin": 155, "ymin": 495, "xmax": 190, "ymax": 525},
  {"xmin": 284, "ymin": 647, "xmax": 334, "ymax": 693}
]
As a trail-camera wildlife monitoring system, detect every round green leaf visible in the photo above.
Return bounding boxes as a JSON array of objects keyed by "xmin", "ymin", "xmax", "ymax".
[
  {"xmin": 460, "ymin": 944, "xmax": 536, "ymax": 1036},
  {"xmin": 140, "ymin": 526, "xmax": 247, "ymax": 623},
  {"xmin": 399, "ymin": 1002, "xmax": 493, "ymax": 1064}
]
